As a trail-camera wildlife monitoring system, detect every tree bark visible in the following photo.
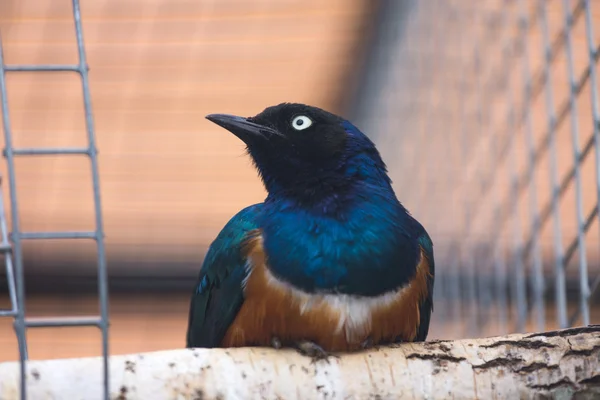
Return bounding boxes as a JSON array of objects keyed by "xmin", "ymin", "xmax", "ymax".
[{"xmin": 0, "ymin": 325, "xmax": 598, "ymax": 400}]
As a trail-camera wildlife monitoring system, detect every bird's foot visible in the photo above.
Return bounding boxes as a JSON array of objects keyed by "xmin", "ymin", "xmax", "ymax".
[
  {"xmin": 270, "ymin": 336, "xmax": 282, "ymax": 350},
  {"xmin": 360, "ymin": 336, "xmax": 374, "ymax": 350},
  {"xmin": 294, "ymin": 340, "xmax": 339, "ymax": 364}
]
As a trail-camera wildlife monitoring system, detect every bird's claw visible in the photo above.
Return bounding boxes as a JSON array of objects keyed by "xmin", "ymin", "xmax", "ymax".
[
  {"xmin": 270, "ymin": 336, "xmax": 282, "ymax": 350},
  {"xmin": 270, "ymin": 337, "xmax": 338, "ymax": 364},
  {"xmin": 294, "ymin": 340, "xmax": 339, "ymax": 364},
  {"xmin": 361, "ymin": 336, "xmax": 374, "ymax": 350}
]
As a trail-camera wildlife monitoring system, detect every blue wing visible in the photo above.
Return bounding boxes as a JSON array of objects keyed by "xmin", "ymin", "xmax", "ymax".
[{"xmin": 185, "ymin": 203, "xmax": 263, "ymax": 348}]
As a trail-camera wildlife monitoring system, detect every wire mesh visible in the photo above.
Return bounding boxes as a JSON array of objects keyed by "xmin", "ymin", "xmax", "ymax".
[
  {"xmin": 0, "ymin": 1, "xmax": 109, "ymax": 399},
  {"xmin": 352, "ymin": 0, "xmax": 599, "ymax": 339}
]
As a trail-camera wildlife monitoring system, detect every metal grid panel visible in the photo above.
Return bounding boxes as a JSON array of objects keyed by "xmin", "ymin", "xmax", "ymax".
[
  {"xmin": 0, "ymin": 177, "xmax": 19, "ymax": 321},
  {"xmin": 0, "ymin": 1, "xmax": 109, "ymax": 399},
  {"xmin": 352, "ymin": 0, "xmax": 599, "ymax": 339}
]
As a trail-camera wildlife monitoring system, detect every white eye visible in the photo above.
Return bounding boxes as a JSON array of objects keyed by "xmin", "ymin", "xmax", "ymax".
[{"xmin": 291, "ymin": 115, "xmax": 312, "ymax": 131}]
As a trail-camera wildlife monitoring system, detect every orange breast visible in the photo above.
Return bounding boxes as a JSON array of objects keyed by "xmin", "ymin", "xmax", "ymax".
[{"xmin": 221, "ymin": 231, "xmax": 432, "ymax": 352}]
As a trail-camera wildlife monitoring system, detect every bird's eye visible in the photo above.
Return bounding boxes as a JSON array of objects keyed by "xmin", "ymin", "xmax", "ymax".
[{"xmin": 291, "ymin": 115, "xmax": 312, "ymax": 131}]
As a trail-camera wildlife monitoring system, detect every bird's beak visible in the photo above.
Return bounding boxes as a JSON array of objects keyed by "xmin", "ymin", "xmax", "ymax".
[{"xmin": 206, "ymin": 113, "xmax": 277, "ymax": 143}]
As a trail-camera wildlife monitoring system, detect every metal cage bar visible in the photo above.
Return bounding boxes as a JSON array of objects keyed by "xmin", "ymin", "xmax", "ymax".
[
  {"xmin": 561, "ymin": 0, "xmax": 589, "ymax": 330},
  {"xmin": 0, "ymin": 176, "xmax": 19, "ymax": 321},
  {"xmin": 490, "ymin": 1, "xmax": 519, "ymax": 335},
  {"xmin": 0, "ymin": 1, "xmax": 109, "ymax": 399},
  {"xmin": 0, "ymin": 30, "xmax": 28, "ymax": 400},
  {"xmin": 579, "ymin": 0, "xmax": 597, "ymax": 327},
  {"xmin": 519, "ymin": 0, "xmax": 546, "ymax": 332},
  {"xmin": 539, "ymin": 0, "xmax": 568, "ymax": 330}
]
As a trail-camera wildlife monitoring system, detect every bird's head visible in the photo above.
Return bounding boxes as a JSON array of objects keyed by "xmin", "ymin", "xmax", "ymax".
[{"xmin": 206, "ymin": 102, "xmax": 392, "ymax": 201}]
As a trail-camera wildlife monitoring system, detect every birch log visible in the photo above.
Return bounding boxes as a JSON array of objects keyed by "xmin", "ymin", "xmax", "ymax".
[{"xmin": 0, "ymin": 325, "xmax": 598, "ymax": 400}]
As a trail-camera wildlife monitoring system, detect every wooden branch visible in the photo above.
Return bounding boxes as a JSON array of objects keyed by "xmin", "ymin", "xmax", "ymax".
[{"xmin": 0, "ymin": 325, "xmax": 598, "ymax": 399}]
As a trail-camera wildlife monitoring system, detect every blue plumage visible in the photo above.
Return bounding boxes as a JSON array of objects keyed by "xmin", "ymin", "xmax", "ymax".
[
  {"xmin": 260, "ymin": 187, "xmax": 422, "ymax": 296},
  {"xmin": 186, "ymin": 103, "xmax": 435, "ymax": 355},
  {"xmin": 185, "ymin": 204, "xmax": 261, "ymax": 347}
]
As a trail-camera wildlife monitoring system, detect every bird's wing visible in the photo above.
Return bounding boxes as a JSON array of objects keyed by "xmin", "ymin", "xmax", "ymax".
[
  {"xmin": 415, "ymin": 231, "xmax": 435, "ymax": 342},
  {"xmin": 186, "ymin": 203, "xmax": 263, "ymax": 348}
]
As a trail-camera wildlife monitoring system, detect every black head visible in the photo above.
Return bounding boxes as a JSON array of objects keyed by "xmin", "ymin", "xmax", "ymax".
[{"xmin": 206, "ymin": 103, "xmax": 390, "ymax": 198}]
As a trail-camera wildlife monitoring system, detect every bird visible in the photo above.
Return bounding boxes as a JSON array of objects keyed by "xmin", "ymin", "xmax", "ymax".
[{"xmin": 185, "ymin": 102, "xmax": 434, "ymax": 361}]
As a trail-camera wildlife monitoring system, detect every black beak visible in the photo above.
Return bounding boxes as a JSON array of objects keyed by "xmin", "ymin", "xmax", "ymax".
[{"xmin": 206, "ymin": 113, "xmax": 278, "ymax": 143}]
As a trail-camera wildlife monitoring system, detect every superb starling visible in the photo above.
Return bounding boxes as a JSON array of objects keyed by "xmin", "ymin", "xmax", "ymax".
[{"xmin": 186, "ymin": 103, "xmax": 434, "ymax": 361}]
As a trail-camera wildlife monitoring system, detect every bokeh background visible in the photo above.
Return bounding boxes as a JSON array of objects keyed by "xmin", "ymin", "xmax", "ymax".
[{"xmin": 1, "ymin": 0, "xmax": 599, "ymax": 362}]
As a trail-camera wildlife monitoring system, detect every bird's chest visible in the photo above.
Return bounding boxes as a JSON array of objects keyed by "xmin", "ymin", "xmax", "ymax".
[
  {"xmin": 260, "ymin": 209, "xmax": 401, "ymax": 294},
  {"xmin": 220, "ymin": 234, "xmax": 428, "ymax": 352},
  {"xmin": 223, "ymin": 260, "xmax": 392, "ymax": 351}
]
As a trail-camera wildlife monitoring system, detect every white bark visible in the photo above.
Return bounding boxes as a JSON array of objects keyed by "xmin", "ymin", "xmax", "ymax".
[{"xmin": 0, "ymin": 325, "xmax": 598, "ymax": 400}]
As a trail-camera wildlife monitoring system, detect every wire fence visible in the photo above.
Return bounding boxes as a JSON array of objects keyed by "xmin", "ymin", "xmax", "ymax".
[
  {"xmin": 352, "ymin": 0, "xmax": 600, "ymax": 340},
  {"xmin": 1, "ymin": 0, "xmax": 599, "ymax": 399},
  {"xmin": 0, "ymin": 1, "xmax": 109, "ymax": 398}
]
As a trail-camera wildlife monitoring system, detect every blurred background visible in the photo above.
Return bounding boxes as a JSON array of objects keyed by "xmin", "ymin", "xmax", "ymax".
[{"xmin": 0, "ymin": 0, "xmax": 599, "ymax": 362}]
